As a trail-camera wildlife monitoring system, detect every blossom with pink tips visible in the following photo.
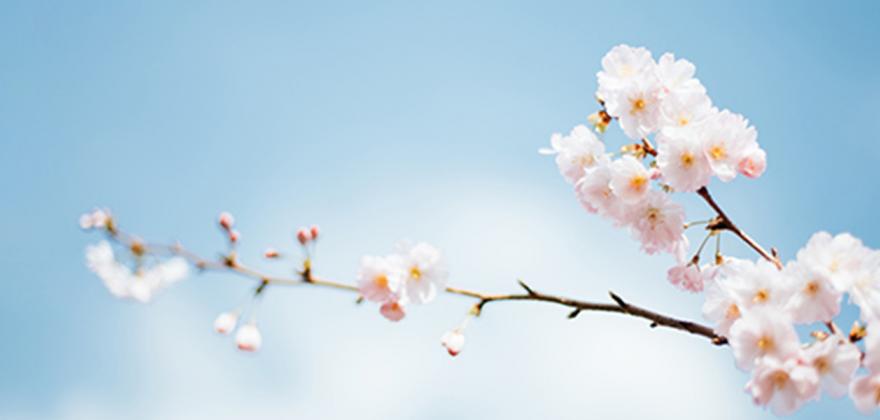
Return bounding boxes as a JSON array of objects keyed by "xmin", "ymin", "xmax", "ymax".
[
  {"xmin": 666, "ymin": 263, "xmax": 704, "ymax": 292},
  {"xmin": 441, "ymin": 330, "xmax": 465, "ymax": 357}
]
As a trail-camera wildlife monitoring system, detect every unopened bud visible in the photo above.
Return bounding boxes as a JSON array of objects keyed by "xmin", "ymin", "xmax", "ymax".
[
  {"xmin": 264, "ymin": 248, "xmax": 280, "ymax": 258},
  {"xmin": 229, "ymin": 230, "xmax": 240, "ymax": 243},
  {"xmin": 235, "ymin": 323, "xmax": 262, "ymax": 352},
  {"xmin": 218, "ymin": 212, "xmax": 234, "ymax": 231},
  {"xmin": 296, "ymin": 228, "xmax": 312, "ymax": 245},
  {"xmin": 310, "ymin": 225, "xmax": 320, "ymax": 240},
  {"xmin": 441, "ymin": 330, "xmax": 465, "ymax": 357},
  {"xmin": 213, "ymin": 311, "xmax": 238, "ymax": 335}
]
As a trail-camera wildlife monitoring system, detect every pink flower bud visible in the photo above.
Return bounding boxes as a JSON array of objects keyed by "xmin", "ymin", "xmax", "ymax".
[
  {"xmin": 737, "ymin": 148, "xmax": 766, "ymax": 179},
  {"xmin": 264, "ymin": 248, "xmax": 280, "ymax": 258},
  {"xmin": 441, "ymin": 330, "xmax": 465, "ymax": 357},
  {"xmin": 296, "ymin": 228, "xmax": 312, "ymax": 245},
  {"xmin": 213, "ymin": 311, "xmax": 238, "ymax": 335},
  {"xmin": 218, "ymin": 212, "xmax": 235, "ymax": 231},
  {"xmin": 229, "ymin": 230, "xmax": 240, "ymax": 243},
  {"xmin": 235, "ymin": 323, "xmax": 262, "ymax": 352},
  {"xmin": 310, "ymin": 225, "xmax": 320, "ymax": 240},
  {"xmin": 379, "ymin": 300, "xmax": 406, "ymax": 322}
]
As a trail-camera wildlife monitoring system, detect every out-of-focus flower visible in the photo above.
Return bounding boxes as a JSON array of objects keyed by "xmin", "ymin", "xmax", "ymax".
[
  {"xmin": 795, "ymin": 231, "xmax": 870, "ymax": 292},
  {"xmin": 218, "ymin": 212, "xmax": 235, "ymax": 231},
  {"xmin": 398, "ymin": 242, "xmax": 448, "ymax": 305},
  {"xmin": 85, "ymin": 241, "xmax": 188, "ymax": 303},
  {"xmin": 357, "ymin": 255, "xmax": 404, "ymax": 303},
  {"xmin": 667, "ymin": 263, "xmax": 704, "ymax": 292},
  {"xmin": 79, "ymin": 209, "xmax": 111, "ymax": 230}
]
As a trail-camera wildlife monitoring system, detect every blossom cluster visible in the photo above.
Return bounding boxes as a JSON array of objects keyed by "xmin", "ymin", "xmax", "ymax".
[
  {"xmin": 697, "ymin": 232, "xmax": 880, "ymax": 415},
  {"xmin": 545, "ymin": 44, "xmax": 766, "ymax": 258},
  {"xmin": 357, "ymin": 242, "xmax": 449, "ymax": 322},
  {"xmin": 547, "ymin": 45, "xmax": 880, "ymax": 416}
]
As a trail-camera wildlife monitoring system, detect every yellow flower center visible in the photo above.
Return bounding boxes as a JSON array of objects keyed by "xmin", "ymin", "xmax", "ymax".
[
  {"xmin": 754, "ymin": 288, "xmax": 770, "ymax": 303},
  {"xmin": 409, "ymin": 266, "xmax": 422, "ymax": 281},
  {"xmin": 813, "ymin": 357, "xmax": 830, "ymax": 374},
  {"xmin": 757, "ymin": 336, "xmax": 774, "ymax": 351},
  {"xmin": 771, "ymin": 371, "xmax": 789, "ymax": 390},
  {"xmin": 678, "ymin": 117, "xmax": 689, "ymax": 126},
  {"xmin": 680, "ymin": 152, "xmax": 694, "ymax": 168},
  {"xmin": 805, "ymin": 280, "xmax": 820, "ymax": 296},
  {"xmin": 631, "ymin": 98, "xmax": 647, "ymax": 114},
  {"xmin": 726, "ymin": 304, "xmax": 741, "ymax": 320},
  {"xmin": 577, "ymin": 154, "xmax": 595, "ymax": 167},
  {"xmin": 709, "ymin": 144, "xmax": 726, "ymax": 160},
  {"xmin": 629, "ymin": 175, "xmax": 648, "ymax": 192},
  {"xmin": 374, "ymin": 274, "xmax": 389, "ymax": 288}
]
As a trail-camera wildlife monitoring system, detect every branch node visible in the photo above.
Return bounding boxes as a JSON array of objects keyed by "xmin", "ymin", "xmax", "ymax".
[
  {"xmin": 517, "ymin": 279, "xmax": 536, "ymax": 296},
  {"xmin": 568, "ymin": 308, "xmax": 581, "ymax": 319},
  {"xmin": 608, "ymin": 291, "xmax": 627, "ymax": 309}
]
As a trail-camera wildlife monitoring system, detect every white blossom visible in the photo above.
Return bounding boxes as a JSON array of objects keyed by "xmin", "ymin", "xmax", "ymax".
[
  {"xmin": 547, "ymin": 124, "xmax": 609, "ymax": 184},
  {"xmin": 746, "ymin": 356, "xmax": 820, "ymax": 416},
  {"xmin": 728, "ymin": 308, "xmax": 800, "ymax": 370},
  {"xmin": 85, "ymin": 241, "xmax": 188, "ymax": 303}
]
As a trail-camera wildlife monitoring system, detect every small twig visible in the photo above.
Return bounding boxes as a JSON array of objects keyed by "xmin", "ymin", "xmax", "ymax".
[{"xmin": 697, "ymin": 187, "xmax": 782, "ymax": 269}]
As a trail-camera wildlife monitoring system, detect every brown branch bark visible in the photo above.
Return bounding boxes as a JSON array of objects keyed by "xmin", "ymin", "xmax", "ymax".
[
  {"xmin": 696, "ymin": 187, "xmax": 783, "ymax": 269},
  {"xmin": 107, "ymin": 230, "xmax": 728, "ymax": 346}
]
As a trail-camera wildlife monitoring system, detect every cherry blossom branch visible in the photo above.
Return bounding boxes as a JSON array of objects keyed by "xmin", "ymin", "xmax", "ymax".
[
  {"xmin": 696, "ymin": 186, "xmax": 783, "ymax": 269},
  {"xmin": 105, "ymin": 228, "xmax": 727, "ymax": 346}
]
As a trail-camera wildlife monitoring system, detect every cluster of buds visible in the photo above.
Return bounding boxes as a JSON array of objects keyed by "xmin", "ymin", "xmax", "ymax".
[
  {"xmin": 218, "ymin": 211, "xmax": 240, "ymax": 244},
  {"xmin": 297, "ymin": 225, "xmax": 320, "ymax": 246},
  {"xmin": 214, "ymin": 310, "xmax": 262, "ymax": 352}
]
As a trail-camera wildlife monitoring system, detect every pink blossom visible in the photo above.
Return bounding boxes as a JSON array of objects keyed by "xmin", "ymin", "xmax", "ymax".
[
  {"xmin": 667, "ymin": 263, "xmax": 704, "ymax": 292},
  {"xmin": 738, "ymin": 147, "xmax": 767, "ymax": 179},
  {"xmin": 626, "ymin": 190, "xmax": 686, "ymax": 255},
  {"xmin": 379, "ymin": 300, "xmax": 406, "ymax": 322},
  {"xmin": 746, "ymin": 356, "xmax": 820, "ymax": 416}
]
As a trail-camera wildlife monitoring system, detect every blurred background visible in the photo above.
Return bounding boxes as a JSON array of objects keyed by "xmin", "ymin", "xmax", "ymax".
[{"xmin": 2, "ymin": 1, "xmax": 879, "ymax": 419}]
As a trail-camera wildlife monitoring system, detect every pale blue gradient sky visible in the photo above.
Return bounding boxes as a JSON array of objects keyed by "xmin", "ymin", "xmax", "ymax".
[{"xmin": 2, "ymin": 1, "xmax": 879, "ymax": 419}]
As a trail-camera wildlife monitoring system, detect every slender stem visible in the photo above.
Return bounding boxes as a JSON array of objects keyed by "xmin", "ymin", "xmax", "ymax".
[
  {"xmin": 106, "ymin": 229, "xmax": 727, "ymax": 346},
  {"xmin": 696, "ymin": 187, "xmax": 783, "ymax": 269}
]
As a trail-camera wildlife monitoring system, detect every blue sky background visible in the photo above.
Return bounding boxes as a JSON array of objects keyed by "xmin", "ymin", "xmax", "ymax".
[{"xmin": 2, "ymin": 1, "xmax": 879, "ymax": 419}]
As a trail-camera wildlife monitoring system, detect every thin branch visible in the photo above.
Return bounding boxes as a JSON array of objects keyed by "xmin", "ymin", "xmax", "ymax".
[
  {"xmin": 106, "ymin": 230, "xmax": 727, "ymax": 347},
  {"xmin": 696, "ymin": 187, "xmax": 783, "ymax": 269}
]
